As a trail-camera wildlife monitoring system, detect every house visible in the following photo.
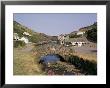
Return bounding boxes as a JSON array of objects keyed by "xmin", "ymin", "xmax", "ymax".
[
  {"xmin": 77, "ymin": 31, "xmax": 85, "ymax": 35},
  {"xmin": 58, "ymin": 34, "xmax": 65, "ymax": 45},
  {"xmin": 79, "ymin": 24, "xmax": 94, "ymax": 32},
  {"xmin": 71, "ymin": 42, "xmax": 76, "ymax": 46},
  {"xmin": 23, "ymin": 32, "xmax": 31, "ymax": 36},
  {"xmin": 71, "ymin": 37, "xmax": 87, "ymax": 47},
  {"xmin": 77, "ymin": 27, "xmax": 89, "ymax": 35},
  {"xmin": 13, "ymin": 33, "xmax": 19, "ymax": 40},
  {"xmin": 14, "ymin": 33, "xmax": 29, "ymax": 44},
  {"xmin": 19, "ymin": 37, "xmax": 29, "ymax": 44},
  {"xmin": 71, "ymin": 41, "xmax": 85, "ymax": 47}
]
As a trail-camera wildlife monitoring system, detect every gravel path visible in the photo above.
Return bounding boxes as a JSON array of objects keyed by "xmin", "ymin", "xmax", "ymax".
[{"xmin": 21, "ymin": 43, "xmax": 34, "ymax": 52}]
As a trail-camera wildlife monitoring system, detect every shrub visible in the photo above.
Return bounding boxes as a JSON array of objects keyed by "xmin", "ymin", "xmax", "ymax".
[
  {"xmin": 85, "ymin": 23, "xmax": 97, "ymax": 43},
  {"xmin": 69, "ymin": 34, "xmax": 82, "ymax": 38},
  {"xmin": 67, "ymin": 55, "xmax": 97, "ymax": 75},
  {"xmin": 14, "ymin": 41, "xmax": 26, "ymax": 48}
]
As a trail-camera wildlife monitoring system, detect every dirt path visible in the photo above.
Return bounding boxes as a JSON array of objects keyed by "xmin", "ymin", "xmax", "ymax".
[{"xmin": 21, "ymin": 43, "xmax": 34, "ymax": 52}]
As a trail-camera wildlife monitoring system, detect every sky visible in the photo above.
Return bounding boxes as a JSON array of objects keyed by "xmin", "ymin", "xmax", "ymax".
[{"xmin": 14, "ymin": 13, "xmax": 97, "ymax": 36}]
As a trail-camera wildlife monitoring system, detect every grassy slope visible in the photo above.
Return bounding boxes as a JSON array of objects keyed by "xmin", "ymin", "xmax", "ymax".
[{"xmin": 13, "ymin": 45, "xmax": 45, "ymax": 75}]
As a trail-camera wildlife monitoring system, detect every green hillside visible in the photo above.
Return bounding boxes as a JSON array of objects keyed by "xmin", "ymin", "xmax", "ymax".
[
  {"xmin": 85, "ymin": 22, "xmax": 97, "ymax": 42},
  {"xmin": 68, "ymin": 22, "xmax": 97, "ymax": 42},
  {"xmin": 13, "ymin": 21, "xmax": 50, "ymax": 43},
  {"xmin": 79, "ymin": 22, "xmax": 97, "ymax": 32}
]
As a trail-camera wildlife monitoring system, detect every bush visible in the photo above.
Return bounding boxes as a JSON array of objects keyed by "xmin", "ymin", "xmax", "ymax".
[
  {"xmin": 67, "ymin": 55, "xmax": 97, "ymax": 75},
  {"xmin": 69, "ymin": 34, "xmax": 82, "ymax": 38},
  {"xmin": 86, "ymin": 23, "xmax": 97, "ymax": 43},
  {"xmin": 14, "ymin": 41, "xmax": 26, "ymax": 48}
]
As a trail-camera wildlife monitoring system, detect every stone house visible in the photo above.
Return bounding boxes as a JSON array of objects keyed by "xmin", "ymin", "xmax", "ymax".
[{"xmin": 58, "ymin": 34, "xmax": 65, "ymax": 45}]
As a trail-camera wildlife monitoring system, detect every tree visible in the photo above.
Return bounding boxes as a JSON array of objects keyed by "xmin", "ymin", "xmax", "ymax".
[{"xmin": 86, "ymin": 27, "xmax": 97, "ymax": 43}]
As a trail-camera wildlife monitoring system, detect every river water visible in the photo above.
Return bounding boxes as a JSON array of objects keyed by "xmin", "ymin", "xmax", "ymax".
[{"xmin": 40, "ymin": 54, "xmax": 62, "ymax": 64}]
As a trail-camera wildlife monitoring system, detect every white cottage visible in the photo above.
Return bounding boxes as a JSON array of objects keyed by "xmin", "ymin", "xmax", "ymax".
[
  {"xmin": 77, "ymin": 31, "xmax": 85, "ymax": 35},
  {"xmin": 71, "ymin": 42, "xmax": 76, "ymax": 46},
  {"xmin": 23, "ymin": 32, "xmax": 31, "ymax": 36},
  {"xmin": 19, "ymin": 37, "xmax": 29, "ymax": 44},
  {"xmin": 13, "ymin": 33, "xmax": 19, "ymax": 40},
  {"xmin": 71, "ymin": 37, "xmax": 87, "ymax": 47}
]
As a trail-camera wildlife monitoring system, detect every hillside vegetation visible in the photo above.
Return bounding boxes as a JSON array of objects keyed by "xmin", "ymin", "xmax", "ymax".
[
  {"xmin": 14, "ymin": 21, "xmax": 50, "ymax": 43},
  {"xmin": 69, "ymin": 22, "xmax": 97, "ymax": 42},
  {"xmin": 85, "ymin": 22, "xmax": 97, "ymax": 42}
]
